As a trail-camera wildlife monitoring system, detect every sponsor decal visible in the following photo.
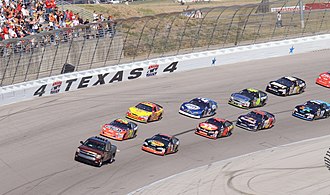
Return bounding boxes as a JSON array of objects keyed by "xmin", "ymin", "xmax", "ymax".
[
  {"xmin": 271, "ymin": 6, "xmax": 304, "ymax": 12},
  {"xmin": 50, "ymin": 81, "xmax": 62, "ymax": 94},
  {"xmin": 33, "ymin": 62, "xmax": 179, "ymax": 97},
  {"xmin": 185, "ymin": 104, "xmax": 200, "ymax": 110},
  {"xmin": 146, "ymin": 64, "xmax": 159, "ymax": 77},
  {"xmin": 200, "ymin": 123, "xmax": 217, "ymax": 130},
  {"xmin": 150, "ymin": 140, "xmax": 164, "ymax": 147}
]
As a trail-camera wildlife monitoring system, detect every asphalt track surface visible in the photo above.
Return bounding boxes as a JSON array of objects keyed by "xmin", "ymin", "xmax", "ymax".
[
  {"xmin": 131, "ymin": 135, "xmax": 330, "ymax": 195},
  {"xmin": 0, "ymin": 50, "xmax": 329, "ymax": 195}
]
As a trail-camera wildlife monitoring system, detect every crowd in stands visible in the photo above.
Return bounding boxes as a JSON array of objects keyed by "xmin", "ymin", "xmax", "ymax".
[{"xmin": 0, "ymin": 0, "xmax": 115, "ymax": 41}]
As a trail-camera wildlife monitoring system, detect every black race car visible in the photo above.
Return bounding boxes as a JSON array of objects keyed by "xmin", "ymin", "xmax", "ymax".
[
  {"xmin": 142, "ymin": 134, "xmax": 179, "ymax": 156},
  {"xmin": 266, "ymin": 76, "xmax": 306, "ymax": 96}
]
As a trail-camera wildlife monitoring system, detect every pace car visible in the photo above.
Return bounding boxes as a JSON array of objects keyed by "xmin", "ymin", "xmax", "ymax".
[
  {"xmin": 292, "ymin": 100, "xmax": 330, "ymax": 121},
  {"xmin": 228, "ymin": 88, "xmax": 268, "ymax": 109},
  {"xmin": 266, "ymin": 76, "xmax": 306, "ymax": 96},
  {"xmin": 100, "ymin": 119, "xmax": 138, "ymax": 141},
  {"xmin": 126, "ymin": 102, "xmax": 163, "ymax": 123},
  {"xmin": 142, "ymin": 134, "xmax": 179, "ymax": 156},
  {"xmin": 179, "ymin": 97, "xmax": 218, "ymax": 118},
  {"xmin": 316, "ymin": 71, "xmax": 330, "ymax": 88},
  {"xmin": 236, "ymin": 110, "xmax": 275, "ymax": 131},
  {"xmin": 195, "ymin": 118, "xmax": 234, "ymax": 139}
]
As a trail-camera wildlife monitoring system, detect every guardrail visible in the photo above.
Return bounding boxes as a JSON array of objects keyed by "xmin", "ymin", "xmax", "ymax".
[
  {"xmin": 325, "ymin": 147, "xmax": 330, "ymax": 170},
  {"xmin": 1, "ymin": 0, "xmax": 330, "ymax": 87}
]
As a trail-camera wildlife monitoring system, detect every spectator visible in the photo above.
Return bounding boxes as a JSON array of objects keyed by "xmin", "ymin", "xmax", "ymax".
[
  {"xmin": 276, "ymin": 11, "xmax": 283, "ymax": 27},
  {"xmin": 93, "ymin": 10, "xmax": 98, "ymax": 21}
]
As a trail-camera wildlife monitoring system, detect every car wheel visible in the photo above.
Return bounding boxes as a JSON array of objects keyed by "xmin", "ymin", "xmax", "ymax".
[
  {"xmin": 110, "ymin": 154, "xmax": 115, "ymax": 163},
  {"xmin": 147, "ymin": 116, "xmax": 151, "ymax": 123},
  {"xmin": 227, "ymin": 130, "xmax": 232, "ymax": 137},
  {"xmin": 98, "ymin": 159, "xmax": 103, "ymax": 167},
  {"xmin": 158, "ymin": 113, "xmax": 163, "ymax": 120}
]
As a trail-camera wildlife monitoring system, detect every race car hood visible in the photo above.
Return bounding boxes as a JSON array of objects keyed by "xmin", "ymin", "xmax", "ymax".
[
  {"xmin": 238, "ymin": 115, "xmax": 258, "ymax": 124},
  {"xmin": 270, "ymin": 81, "xmax": 287, "ymax": 88},
  {"xmin": 146, "ymin": 139, "xmax": 166, "ymax": 148},
  {"xmin": 181, "ymin": 102, "xmax": 204, "ymax": 113},
  {"xmin": 128, "ymin": 107, "xmax": 151, "ymax": 117},
  {"xmin": 78, "ymin": 145, "xmax": 103, "ymax": 155},
  {"xmin": 199, "ymin": 122, "xmax": 218, "ymax": 131},
  {"xmin": 231, "ymin": 93, "xmax": 251, "ymax": 102},
  {"xmin": 295, "ymin": 105, "xmax": 317, "ymax": 114}
]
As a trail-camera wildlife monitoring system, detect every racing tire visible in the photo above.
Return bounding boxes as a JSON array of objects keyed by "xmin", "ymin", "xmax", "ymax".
[
  {"xmin": 285, "ymin": 89, "xmax": 289, "ymax": 96},
  {"xmin": 147, "ymin": 116, "xmax": 151, "ymax": 123},
  {"xmin": 326, "ymin": 112, "xmax": 330, "ymax": 118},
  {"xmin": 174, "ymin": 145, "xmax": 178, "ymax": 153},
  {"xmin": 227, "ymin": 131, "xmax": 232, "ymax": 137},
  {"xmin": 158, "ymin": 113, "xmax": 163, "ymax": 120},
  {"xmin": 256, "ymin": 124, "xmax": 262, "ymax": 131}
]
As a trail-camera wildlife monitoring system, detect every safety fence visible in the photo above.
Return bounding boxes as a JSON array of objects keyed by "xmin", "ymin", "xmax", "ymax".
[
  {"xmin": 325, "ymin": 147, "xmax": 330, "ymax": 170},
  {"xmin": 1, "ymin": 0, "xmax": 330, "ymax": 86}
]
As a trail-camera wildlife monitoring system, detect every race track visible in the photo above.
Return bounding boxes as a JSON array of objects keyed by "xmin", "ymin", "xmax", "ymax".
[{"xmin": 0, "ymin": 50, "xmax": 329, "ymax": 195}]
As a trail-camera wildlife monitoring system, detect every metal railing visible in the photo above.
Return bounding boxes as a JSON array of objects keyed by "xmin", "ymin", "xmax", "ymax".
[{"xmin": 1, "ymin": 0, "xmax": 330, "ymax": 86}]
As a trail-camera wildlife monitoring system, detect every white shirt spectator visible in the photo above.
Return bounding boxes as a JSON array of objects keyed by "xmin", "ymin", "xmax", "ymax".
[
  {"xmin": 22, "ymin": 7, "xmax": 29, "ymax": 17},
  {"xmin": 72, "ymin": 19, "xmax": 79, "ymax": 26},
  {"xmin": 9, "ymin": 28, "xmax": 17, "ymax": 38},
  {"xmin": 93, "ymin": 13, "xmax": 98, "ymax": 21},
  {"xmin": 0, "ymin": 15, "xmax": 5, "ymax": 25},
  {"xmin": 39, "ymin": 16, "xmax": 45, "ymax": 24}
]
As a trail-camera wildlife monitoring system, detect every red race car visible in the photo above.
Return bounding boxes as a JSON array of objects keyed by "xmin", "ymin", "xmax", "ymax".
[
  {"xmin": 100, "ymin": 119, "xmax": 138, "ymax": 141},
  {"xmin": 316, "ymin": 71, "xmax": 330, "ymax": 88},
  {"xmin": 195, "ymin": 118, "xmax": 234, "ymax": 139}
]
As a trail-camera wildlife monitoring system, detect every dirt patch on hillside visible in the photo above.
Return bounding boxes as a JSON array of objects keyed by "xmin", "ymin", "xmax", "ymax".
[{"xmin": 78, "ymin": 0, "xmax": 260, "ymax": 19}]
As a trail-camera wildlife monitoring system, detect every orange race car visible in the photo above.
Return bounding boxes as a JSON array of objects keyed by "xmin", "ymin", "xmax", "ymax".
[
  {"xmin": 195, "ymin": 118, "xmax": 234, "ymax": 139},
  {"xmin": 126, "ymin": 102, "xmax": 163, "ymax": 123},
  {"xmin": 100, "ymin": 118, "xmax": 138, "ymax": 141}
]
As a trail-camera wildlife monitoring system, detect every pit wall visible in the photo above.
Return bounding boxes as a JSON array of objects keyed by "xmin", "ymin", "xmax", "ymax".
[{"xmin": 1, "ymin": 34, "xmax": 330, "ymax": 106}]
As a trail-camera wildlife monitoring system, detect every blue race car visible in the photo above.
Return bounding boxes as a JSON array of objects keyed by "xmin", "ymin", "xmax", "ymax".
[
  {"xmin": 292, "ymin": 100, "xmax": 330, "ymax": 121},
  {"xmin": 179, "ymin": 97, "xmax": 218, "ymax": 119}
]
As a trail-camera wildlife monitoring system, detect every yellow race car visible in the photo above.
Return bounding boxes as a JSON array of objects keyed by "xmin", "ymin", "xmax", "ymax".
[{"xmin": 126, "ymin": 102, "xmax": 163, "ymax": 123}]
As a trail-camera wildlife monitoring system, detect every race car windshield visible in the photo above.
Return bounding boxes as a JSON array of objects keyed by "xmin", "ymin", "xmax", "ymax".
[
  {"xmin": 136, "ymin": 103, "xmax": 153, "ymax": 112},
  {"xmin": 190, "ymin": 99, "xmax": 207, "ymax": 107},
  {"xmin": 240, "ymin": 89, "xmax": 255, "ymax": 99},
  {"xmin": 152, "ymin": 135, "xmax": 170, "ymax": 146},
  {"xmin": 84, "ymin": 140, "xmax": 106, "ymax": 151},
  {"xmin": 247, "ymin": 111, "xmax": 263, "ymax": 120},
  {"xmin": 110, "ymin": 120, "xmax": 129, "ymax": 130},
  {"xmin": 276, "ymin": 77, "xmax": 293, "ymax": 86},
  {"xmin": 206, "ymin": 118, "xmax": 223, "ymax": 128},
  {"xmin": 305, "ymin": 101, "xmax": 321, "ymax": 111}
]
